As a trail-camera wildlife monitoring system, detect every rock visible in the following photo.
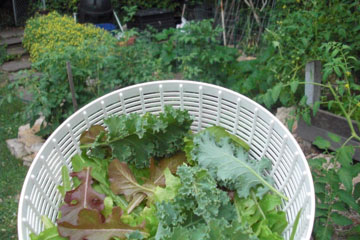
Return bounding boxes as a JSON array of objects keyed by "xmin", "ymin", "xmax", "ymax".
[
  {"xmin": 6, "ymin": 138, "xmax": 27, "ymax": 159},
  {"xmin": 6, "ymin": 117, "xmax": 46, "ymax": 164},
  {"xmin": 237, "ymin": 55, "xmax": 256, "ymax": 62},
  {"xmin": 32, "ymin": 116, "xmax": 46, "ymax": 133},
  {"xmin": 22, "ymin": 153, "xmax": 36, "ymax": 165},
  {"xmin": 18, "ymin": 116, "xmax": 46, "ymax": 150}
]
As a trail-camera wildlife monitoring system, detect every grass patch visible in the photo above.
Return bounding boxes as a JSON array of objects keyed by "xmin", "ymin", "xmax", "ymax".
[{"xmin": 0, "ymin": 74, "xmax": 28, "ymax": 239}]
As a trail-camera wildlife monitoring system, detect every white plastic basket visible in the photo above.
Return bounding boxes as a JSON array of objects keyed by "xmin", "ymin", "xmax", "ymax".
[{"xmin": 18, "ymin": 80, "xmax": 315, "ymax": 240}]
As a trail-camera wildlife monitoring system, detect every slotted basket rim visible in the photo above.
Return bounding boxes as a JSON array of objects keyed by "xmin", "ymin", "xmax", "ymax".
[{"xmin": 18, "ymin": 80, "xmax": 315, "ymax": 240}]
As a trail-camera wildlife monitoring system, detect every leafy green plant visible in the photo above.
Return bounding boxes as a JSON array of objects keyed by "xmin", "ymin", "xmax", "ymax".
[
  {"xmin": 230, "ymin": 0, "xmax": 360, "ymax": 110},
  {"xmin": 296, "ymin": 63, "xmax": 360, "ymax": 239},
  {"xmin": 154, "ymin": 19, "xmax": 239, "ymax": 85},
  {"xmin": 310, "ymin": 137, "xmax": 360, "ymax": 240},
  {"xmin": 2, "ymin": 12, "xmax": 170, "ymax": 135}
]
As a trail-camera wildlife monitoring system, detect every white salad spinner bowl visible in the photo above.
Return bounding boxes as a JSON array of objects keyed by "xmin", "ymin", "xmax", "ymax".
[{"xmin": 18, "ymin": 80, "xmax": 315, "ymax": 240}]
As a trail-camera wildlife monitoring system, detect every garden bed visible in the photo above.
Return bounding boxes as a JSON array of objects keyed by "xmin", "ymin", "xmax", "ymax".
[{"xmin": 297, "ymin": 109, "xmax": 360, "ymax": 161}]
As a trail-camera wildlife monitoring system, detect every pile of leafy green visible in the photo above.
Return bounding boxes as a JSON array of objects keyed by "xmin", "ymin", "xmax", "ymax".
[{"xmin": 30, "ymin": 106, "xmax": 295, "ymax": 240}]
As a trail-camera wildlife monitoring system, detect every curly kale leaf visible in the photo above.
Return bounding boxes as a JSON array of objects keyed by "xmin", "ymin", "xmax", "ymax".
[
  {"xmin": 191, "ymin": 131, "xmax": 287, "ymax": 200},
  {"xmin": 154, "ymin": 165, "xmax": 255, "ymax": 240},
  {"xmin": 80, "ymin": 105, "xmax": 192, "ymax": 168}
]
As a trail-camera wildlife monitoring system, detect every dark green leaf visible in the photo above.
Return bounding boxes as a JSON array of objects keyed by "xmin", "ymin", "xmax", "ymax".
[
  {"xmin": 290, "ymin": 80, "xmax": 299, "ymax": 93},
  {"xmin": 338, "ymin": 167, "xmax": 353, "ymax": 192},
  {"xmin": 308, "ymin": 158, "xmax": 326, "ymax": 169},
  {"xmin": 313, "ymin": 101, "xmax": 321, "ymax": 116},
  {"xmin": 354, "ymin": 182, "xmax": 360, "ymax": 201},
  {"xmin": 338, "ymin": 190, "xmax": 360, "ymax": 212},
  {"xmin": 272, "ymin": 83, "xmax": 282, "ymax": 102},
  {"xmin": 336, "ymin": 146, "xmax": 354, "ymax": 168},
  {"xmin": 331, "ymin": 212, "xmax": 353, "ymax": 226},
  {"xmin": 332, "ymin": 202, "xmax": 347, "ymax": 212},
  {"xmin": 327, "ymin": 132, "xmax": 341, "ymax": 143},
  {"xmin": 313, "ymin": 136, "xmax": 330, "ymax": 150}
]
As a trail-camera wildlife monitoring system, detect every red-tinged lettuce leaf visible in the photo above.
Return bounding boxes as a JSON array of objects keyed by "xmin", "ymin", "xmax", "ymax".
[
  {"xmin": 109, "ymin": 159, "xmax": 155, "ymax": 201},
  {"xmin": 58, "ymin": 207, "xmax": 148, "ymax": 240},
  {"xmin": 109, "ymin": 152, "xmax": 185, "ymax": 213},
  {"xmin": 80, "ymin": 125, "xmax": 107, "ymax": 145},
  {"xmin": 58, "ymin": 167, "xmax": 105, "ymax": 225}
]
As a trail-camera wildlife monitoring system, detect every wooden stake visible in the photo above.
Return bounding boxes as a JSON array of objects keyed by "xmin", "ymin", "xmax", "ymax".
[
  {"xmin": 66, "ymin": 61, "xmax": 78, "ymax": 111},
  {"xmin": 220, "ymin": 0, "xmax": 227, "ymax": 46},
  {"xmin": 305, "ymin": 61, "xmax": 322, "ymax": 106}
]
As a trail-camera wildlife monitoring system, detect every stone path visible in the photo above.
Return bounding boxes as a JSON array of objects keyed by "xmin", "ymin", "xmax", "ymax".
[
  {"xmin": 1, "ymin": 56, "xmax": 31, "ymax": 72},
  {"xmin": 7, "ymin": 45, "xmax": 27, "ymax": 56},
  {"xmin": 1, "ymin": 28, "xmax": 33, "ymax": 102},
  {"xmin": 0, "ymin": 28, "xmax": 30, "ymax": 73}
]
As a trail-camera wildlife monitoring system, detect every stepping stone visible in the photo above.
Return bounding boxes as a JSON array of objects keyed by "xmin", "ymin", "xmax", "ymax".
[
  {"xmin": 8, "ymin": 71, "xmax": 42, "ymax": 82},
  {"xmin": 1, "ymin": 56, "xmax": 31, "ymax": 72},
  {"xmin": 0, "ymin": 36, "xmax": 22, "ymax": 46},
  {"xmin": 0, "ymin": 28, "xmax": 24, "ymax": 39},
  {"xmin": 7, "ymin": 45, "xmax": 27, "ymax": 56}
]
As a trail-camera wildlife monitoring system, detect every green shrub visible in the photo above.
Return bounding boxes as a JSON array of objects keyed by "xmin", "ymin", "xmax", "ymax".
[{"xmin": 153, "ymin": 19, "xmax": 239, "ymax": 85}]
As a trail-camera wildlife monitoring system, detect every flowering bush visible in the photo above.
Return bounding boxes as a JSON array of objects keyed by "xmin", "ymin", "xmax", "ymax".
[{"xmin": 23, "ymin": 12, "xmax": 116, "ymax": 63}]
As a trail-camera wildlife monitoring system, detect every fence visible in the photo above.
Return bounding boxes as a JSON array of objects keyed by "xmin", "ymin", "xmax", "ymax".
[{"xmin": 185, "ymin": 0, "xmax": 277, "ymax": 48}]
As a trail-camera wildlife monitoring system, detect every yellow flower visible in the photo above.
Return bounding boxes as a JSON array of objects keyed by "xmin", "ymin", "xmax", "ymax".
[
  {"xmin": 345, "ymin": 71, "xmax": 351, "ymax": 77},
  {"xmin": 345, "ymin": 83, "xmax": 350, "ymax": 89}
]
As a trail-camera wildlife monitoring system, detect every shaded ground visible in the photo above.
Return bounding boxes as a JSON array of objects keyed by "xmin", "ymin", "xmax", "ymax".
[{"xmin": 0, "ymin": 72, "xmax": 28, "ymax": 239}]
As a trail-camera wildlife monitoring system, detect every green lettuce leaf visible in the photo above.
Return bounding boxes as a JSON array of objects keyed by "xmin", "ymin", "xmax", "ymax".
[
  {"xmin": 234, "ymin": 192, "xmax": 288, "ymax": 239},
  {"xmin": 30, "ymin": 226, "xmax": 67, "ymax": 240},
  {"xmin": 29, "ymin": 216, "xmax": 66, "ymax": 240},
  {"xmin": 153, "ymin": 168, "xmax": 181, "ymax": 203},
  {"xmin": 191, "ymin": 131, "xmax": 287, "ymax": 200},
  {"xmin": 58, "ymin": 166, "xmax": 72, "ymax": 198},
  {"xmin": 121, "ymin": 204, "xmax": 159, "ymax": 237}
]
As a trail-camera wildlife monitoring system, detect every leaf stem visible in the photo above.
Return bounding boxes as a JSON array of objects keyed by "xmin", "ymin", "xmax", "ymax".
[
  {"xmin": 225, "ymin": 153, "xmax": 288, "ymax": 201},
  {"xmin": 251, "ymin": 190, "xmax": 266, "ymax": 219}
]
